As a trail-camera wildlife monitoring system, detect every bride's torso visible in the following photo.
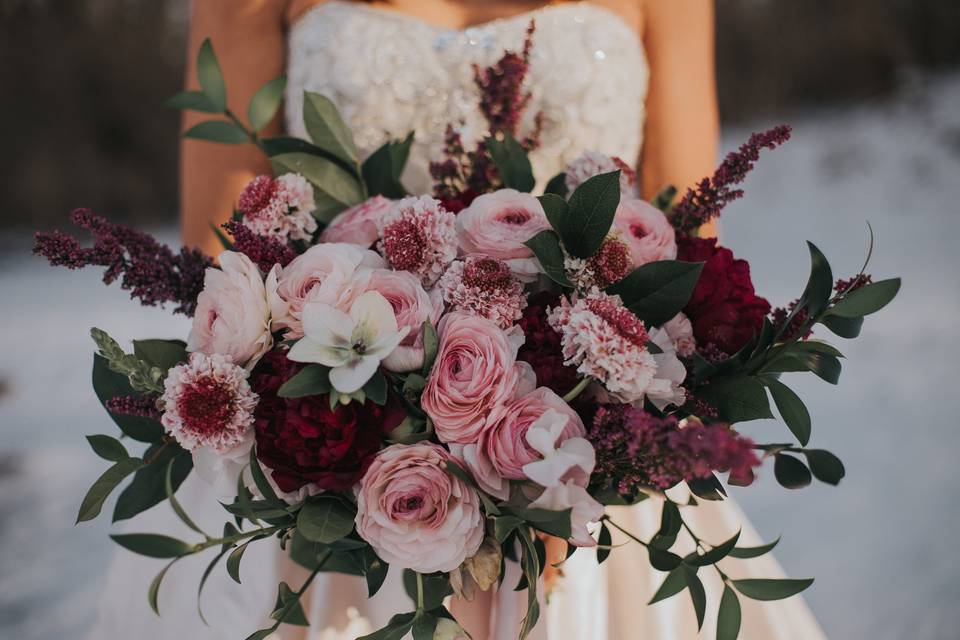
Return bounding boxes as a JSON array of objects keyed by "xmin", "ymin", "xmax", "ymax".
[{"xmin": 284, "ymin": 0, "xmax": 649, "ymax": 194}]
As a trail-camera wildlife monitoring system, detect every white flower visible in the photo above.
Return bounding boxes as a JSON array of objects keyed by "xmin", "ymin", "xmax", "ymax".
[
  {"xmin": 287, "ymin": 291, "xmax": 408, "ymax": 393},
  {"xmin": 644, "ymin": 327, "xmax": 688, "ymax": 410},
  {"xmin": 522, "ymin": 409, "xmax": 596, "ymax": 488},
  {"xmin": 529, "ymin": 481, "xmax": 604, "ymax": 547}
]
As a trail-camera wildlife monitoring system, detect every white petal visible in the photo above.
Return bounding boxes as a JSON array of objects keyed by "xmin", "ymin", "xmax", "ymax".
[
  {"xmin": 301, "ymin": 302, "xmax": 354, "ymax": 346},
  {"xmin": 350, "ymin": 291, "xmax": 399, "ymax": 339},
  {"xmin": 329, "ymin": 356, "xmax": 381, "ymax": 394},
  {"xmin": 287, "ymin": 337, "xmax": 352, "ymax": 367},
  {"xmin": 523, "ymin": 409, "xmax": 567, "ymax": 457}
]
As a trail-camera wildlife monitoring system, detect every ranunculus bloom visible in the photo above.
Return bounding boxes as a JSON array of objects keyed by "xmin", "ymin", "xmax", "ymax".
[
  {"xmin": 451, "ymin": 387, "xmax": 585, "ymax": 499},
  {"xmin": 354, "ymin": 268, "xmax": 444, "ymax": 372},
  {"xmin": 421, "ymin": 313, "xmax": 525, "ymax": 444},
  {"xmin": 677, "ymin": 236, "xmax": 771, "ymax": 355},
  {"xmin": 612, "ymin": 198, "xmax": 677, "ymax": 266},
  {"xmin": 250, "ymin": 350, "xmax": 405, "ymax": 497},
  {"xmin": 268, "ymin": 242, "xmax": 386, "ymax": 339},
  {"xmin": 188, "ymin": 251, "xmax": 273, "ymax": 368},
  {"xmin": 456, "ymin": 189, "xmax": 550, "ymax": 280},
  {"xmin": 355, "ymin": 442, "xmax": 485, "ymax": 573},
  {"xmin": 320, "ymin": 195, "xmax": 394, "ymax": 247}
]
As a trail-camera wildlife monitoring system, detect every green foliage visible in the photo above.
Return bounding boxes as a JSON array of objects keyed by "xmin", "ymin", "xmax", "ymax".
[
  {"xmin": 543, "ymin": 172, "xmax": 568, "ymax": 197},
  {"xmin": 652, "ymin": 184, "xmax": 678, "ymax": 212},
  {"xmin": 77, "ymin": 457, "xmax": 144, "ymax": 523},
  {"xmin": 516, "ymin": 526, "xmax": 542, "ymax": 640},
  {"xmin": 502, "ymin": 506, "xmax": 572, "ymax": 540},
  {"xmin": 402, "ymin": 570, "xmax": 452, "ymax": 611},
  {"xmin": 728, "ymin": 536, "xmax": 781, "ymax": 559},
  {"xmin": 820, "ymin": 314, "xmax": 864, "ymax": 338},
  {"xmin": 362, "ymin": 133, "xmax": 414, "ymax": 198},
  {"xmin": 802, "ymin": 449, "xmax": 846, "ymax": 485},
  {"xmin": 148, "ymin": 558, "xmax": 179, "ymax": 615},
  {"xmin": 717, "ymin": 585, "xmax": 742, "ymax": 640},
  {"xmin": 688, "ymin": 530, "xmax": 740, "ymax": 567},
  {"xmin": 110, "ymin": 533, "xmax": 194, "ymax": 558},
  {"xmin": 270, "ymin": 582, "xmax": 310, "ymax": 626},
  {"xmin": 774, "ymin": 453, "xmax": 812, "ymax": 489},
  {"xmin": 420, "ymin": 320, "xmax": 439, "ymax": 376},
  {"xmin": 829, "ymin": 278, "xmax": 901, "ymax": 317},
  {"xmin": 165, "ymin": 90, "xmax": 219, "ymax": 113},
  {"xmin": 297, "ymin": 496, "xmax": 356, "ymax": 543},
  {"xmin": 184, "ymin": 120, "xmax": 249, "ymax": 144},
  {"xmin": 606, "ymin": 260, "xmax": 704, "ymax": 326},
  {"xmin": 649, "ymin": 566, "xmax": 687, "ymax": 604},
  {"xmin": 278, "ymin": 364, "xmax": 331, "ymax": 398},
  {"xmin": 683, "ymin": 566, "xmax": 707, "ymax": 629},
  {"xmin": 248, "ymin": 76, "xmax": 287, "ymax": 132},
  {"xmin": 113, "ymin": 445, "xmax": 191, "ymax": 522},
  {"xmin": 133, "ymin": 339, "xmax": 187, "ymax": 372},
  {"xmin": 557, "ymin": 170, "xmax": 621, "ymax": 258},
  {"xmin": 763, "ymin": 378, "xmax": 812, "ymax": 445},
  {"xmin": 524, "ymin": 230, "xmax": 573, "ymax": 287},
  {"xmin": 732, "ymin": 577, "xmax": 814, "ymax": 601},
  {"xmin": 92, "ymin": 328, "xmax": 166, "ymax": 395},
  {"xmin": 271, "ymin": 152, "xmax": 365, "ymax": 216},
  {"xmin": 363, "ymin": 370, "xmax": 388, "ymax": 405},
  {"xmin": 357, "ymin": 612, "xmax": 418, "ymax": 640},
  {"xmin": 486, "ymin": 133, "xmax": 536, "ymax": 192},
  {"xmin": 696, "ymin": 375, "xmax": 774, "ymax": 424},
  {"xmin": 85, "ymin": 434, "xmax": 129, "ymax": 462},
  {"xmin": 303, "ymin": 91, "xmax": 360, "ymax": 169},
  {"xmin": 196, "ymin": 38, "xmax": 226, "ymax": 112}
]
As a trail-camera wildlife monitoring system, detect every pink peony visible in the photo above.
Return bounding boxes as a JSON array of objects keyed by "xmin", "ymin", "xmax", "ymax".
[
  {"xmin": 437, "ymin": 256, "xmax": 527, "ymax": 329},
  {"xmin": 421, "ymin": 313, "xmax": 526, "ymax": 444},
  {"xmin": 355, "ymin": 442, "xmax": 485, "ymax": 573},
  {"xmin": 237, "ymin": 173, "xmax": 317, "ymax": 242},
  {"xmin": 377, "ymin": 195, "xmax": 457, "ymax": 287},
  {"xmin": 353, "ymin": 268, "xmax": 444, "ymax": 372},
  {"xmin": 564, "ymin": 151, "xmax": 639, "ymax": 198},
  {"xmin": 456, "ymin": 189, "xmax": 550, "ymax": 280},
  {"xmin": 612, "ymin": 198, "xmax": 677, "ymax": 266},
  {"xmin": 161, "ymin": 352, "xmax": 258, "ymax": 454},
  {"xmin": 320, "ymin": 195, "xmax": 394, "ymax": 247},
  {"xmin": 187, "ymin": 251, "xmax": 273, "ymax": 368},
  {"xmin": 268, "ymin": 242, "xmax": 385, "ymax": 339},
  {"xmin": 451, "ymin": 387, "xmax": 585, "ymax": 498}
]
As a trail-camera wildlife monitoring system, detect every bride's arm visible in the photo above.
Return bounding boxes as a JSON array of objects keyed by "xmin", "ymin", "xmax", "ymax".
[
  {"xmin": 181, "ymin": 0, "xmax": 288, "ymax": 256},
  {"xmin": 639, "ymin": 0, "xmax": 719, "ymax": 235}
]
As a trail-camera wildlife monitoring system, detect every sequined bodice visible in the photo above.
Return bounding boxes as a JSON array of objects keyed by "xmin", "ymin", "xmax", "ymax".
[{"xmin": 285, "ymin": 1, "xmax": 648, "ymax": 194}]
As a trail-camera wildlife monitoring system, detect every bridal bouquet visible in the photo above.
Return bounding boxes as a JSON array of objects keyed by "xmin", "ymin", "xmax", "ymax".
[{"xmin": 36, "ymin": 33, "xmax": 900, "ymax": 640}]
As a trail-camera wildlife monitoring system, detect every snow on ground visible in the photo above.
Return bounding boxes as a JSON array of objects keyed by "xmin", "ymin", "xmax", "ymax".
[{"xmin": 2, "ymin": 73, "xmax": 959, "ymax": 639}]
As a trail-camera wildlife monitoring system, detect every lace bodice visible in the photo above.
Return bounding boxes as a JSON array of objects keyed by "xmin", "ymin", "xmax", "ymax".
[{"xmin": 285, "ymin": 0, "xmax": 648, "ymax": 194}]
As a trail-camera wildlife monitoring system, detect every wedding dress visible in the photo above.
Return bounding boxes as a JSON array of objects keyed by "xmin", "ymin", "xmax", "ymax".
[{"xmin": 90, "ymin": 2, "xmax": 826, "ymax": 638}]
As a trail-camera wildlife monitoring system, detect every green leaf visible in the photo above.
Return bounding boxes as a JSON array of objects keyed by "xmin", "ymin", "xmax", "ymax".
[
  {"xmin": 538, "ymin": 193, "xmax": 569, "ymax": 232},
  {"xmin": 596, "ymin": 522, "xmax": 612, "ymax": 564},
  {"xmin": 197, "ymin": 543, "xmax": 232, "ymax": 623},
  {"xmin": 516, "ymin": 526, "xmax": 541, "ymax": 640},
  {"xmin": 92, "ymin": 354, "xmax": 163, "ymax": 442},
  {"xmin": 110, "ymin": 533, "xmax": 193, "ymax": 558},
  {"xmin": 802, "ymin": 449, "xmax": 846, "ymax": 485},
  {"xmin": 357, "ymin": 612, "xmax": 417, "ymax": 640},
  {"xmin": 829, "ymin": 278, "xmax": 901, "ymax": 317},
  {"xmin": 687, "ymin": 474, "xmax": 727, "ymax": 501},
  {"xmin": 113, "ymin": 447, "xmax": 192, "ymax": 522},
  {"xmin": 211, "ymin": 222, "xmax": 234, "ymax": 250},
  {"xmin": 697, "ymin": 376, "xmax": 774, "ymax": 424},
  {"xmin": 494, "ymin": 515, "xmax": 524, "ymax": 543},
  {"xmin": 165, "ymin": 458, "xmax": 205, "ymax": 535},
  {"xmin": 196, "ymin": 39, "xmax": 226, "ymax": 111},
  {"xmin": 420, "ymin": 321, "xmax": 439, "ymax": 376},
  {"xmin": 272, "ymin": 152, "xmax": 364, "ymax": 211},
  {"xmin": 362, "ymin": 549, "xmax": 389, "ymax": 597},
  {"xmin": 362, "ymin": 133, "xmax": 414, "ymax": 198},
  {"xmin": 800, "ymin": 242, "xmax": 834, "ymax": 317},
  {"xmin": 563, "ymin": 170, "xmax": 621, "ymax": 258},
  {"xmin": 261, "ymin": 135, "xmax": 329, "ymax": 158},
  {"xmin": 648, "ymin": 547, "xmax": 683, "ymax": 571},
  {"xmin": 820, "ymin": 314, "xmax": 864, "ymax": 339},
  {"xmin": 807, "ymin": 352, "xmax": 842, "ymax": 384},
  {"xmin": 249, "ymin": 447, "xmax": 283, "ymax": 506},
  {"xmin": 278, "ymin": 364, "xmax": 331, "ymax": 398},
  {"xmin": 165, "ymin": 90, "xmax": 219, "ymax": 113},
  {"xmin": 248, "ymin": 76, "xmax": 287, "ymax": 132},
  {"xmin": 689, "ymin": 530, "xmax": 740, "ymax": 566},
  {"xmin": 77, "ymin": 457, "xmax": 144, "ymax": 523},
  {"xmin": 764, "ymin": 378, "xmax": 812, "ymax": 445},
  {"xmin": 270, "ymin": 581, "xmax": 310, "ymax": 626},
  {"xmin": 133, "ymin": 339, "xmax": 187, "ymax": 372},
  {"xmin": 506, "ymin": 506, "xmax": 572, "ymax": 540},
  {"xmin": 148, "ymin": 559, "xmax": 179, "ymax": 615},
  {"xmin": 363, "ymin": 370, "xmax": 388, "ymax": 405},
  {"xmin": 728, "ymin": 536, "xmax": 781, "ymax": 559},
  {"xmin": 227, "ymin": 538, "xmax": 265, "ymax": 583},
  {"xmin": 774, "ymin": 453, "xmax": 812, "ymax": 489},
  {"xmin": 412, "ymin": 612, "xmax": 439, "ymax": 640},
  {"xmin": 486, "ymin": 134, "xmax": 535, "ymax": 192},
  {"xmin": 303, "ymin": 92, "xmax": 359, "ymax": 167},
  {"xmin": 732, "ymin": 577, "xmax": 814, "ymax": 601},
  {"xmin": 683, "ymin": 566, "xmax": 707, "ymax": 629},
  {"xmin": 652, "ymin": 185, "xmax": 677, "ymax": 212},
  {"xmin": 717, "ymin": 584, "xmax": 742, "ymax": 640},
  {"xmin": 403, "ymin": 570, "xmax": 452, "ymax": 611},
  {"xmin": 606, "ymin": 260, "xmax": 704, "ymax": 327},
  {"xmin": 86, "ymin": 434, "xmax": 129, "ymax": 462},
  {"xmin": 297, "ymin": 496, "xmax": 356, "ymax": 543},
  {"xmin": 783, "ymin": 340, "xmax": 844, "ymax": 358},
  {"xmin": 184, "ymin": 120, "xmax": 250, "ymax": 144},
  {"xmin": 544, "ymin": 172, "xmax": 568, "ymax": 197},
  {"xmin": 648, "ymin": 567, "xmax": 688, "ymax": 604},
  {"xmin": 524, "ymin": 230, "xmax": 573, "ymax": 287}
]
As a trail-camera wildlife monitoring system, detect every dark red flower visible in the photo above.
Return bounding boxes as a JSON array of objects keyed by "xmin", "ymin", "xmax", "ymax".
[
  {"xmin": 678, "ymin": 236, "xmax": 770, "ymax": 355},
  {"xmin": 250, "ymin": 351, "xmax": 405, "ymax": 493},
  {"xmin": 516, "ymin": 292, "xmax": 580, "ymax": 397}
]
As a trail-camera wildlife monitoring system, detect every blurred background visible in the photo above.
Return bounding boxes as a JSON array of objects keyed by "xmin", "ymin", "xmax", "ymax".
[{"xmin": 1, "ymin": 0, "xmax": 959, "ymax": 638}]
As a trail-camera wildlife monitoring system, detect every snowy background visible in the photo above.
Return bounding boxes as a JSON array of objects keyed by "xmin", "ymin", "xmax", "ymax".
[{"xmin": 1, "ymin": 72, "xmax": 959, "ymax": 639}]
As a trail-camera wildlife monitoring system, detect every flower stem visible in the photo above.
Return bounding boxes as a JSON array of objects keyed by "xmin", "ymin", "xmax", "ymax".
[
  {"xmin": 416, "ymin": 572, "xmax": 425, "ymax": 611},
  {"xmin": 562, "ymin": 377, "xmax": 591, "ymax": 403}
]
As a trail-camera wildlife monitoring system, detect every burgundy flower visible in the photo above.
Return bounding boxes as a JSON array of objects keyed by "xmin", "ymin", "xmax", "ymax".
[
  {"xmin": 516, "ymin": 292, "xmax": 580, "ymax": 397},
  {"xmin": 678, "ymin": 236, "xmax": 770, "ymax": 355},
  {"xmin": 250, "ymin": 351, "xmax": 405, "ymax": 493}
]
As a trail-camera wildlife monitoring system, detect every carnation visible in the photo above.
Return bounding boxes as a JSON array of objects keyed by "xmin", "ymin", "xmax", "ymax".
[
  {"xmin": 547, "ymin": 291, "xmax": 657, "ymax": 404},
  {"xmin": 249, "ymin": 350, "xmax": 405, "ymax": 496},
  {"xmin": 377, "ymin": 195, "xmax": 457, "ymax": 287},
  {"xmin": 437, "ymin": 255, "xmax": 527, "ymax": 329},
  {"xmin": 564, "ymin": 151, "xmax": 639, "ymax": 198},
  {"xmin": 160, "ymin": 352, "xmax": 258, "ymax": 454},
  {"xmin": 355, "ymin": 442, "xmax": 485, "ymax": 573},
  {"xmin": 237, "ymin": 174, "xmax": 318, "ymax": 242},
  {"xmin": 677, "ymin": 236, "xmax": 771, "ymax": 355},
  {"xmin": 564, "ymin": 235, "xmax": 633, "ymax": 289}
]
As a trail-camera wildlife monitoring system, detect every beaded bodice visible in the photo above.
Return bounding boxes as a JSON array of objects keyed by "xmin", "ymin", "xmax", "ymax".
[{"xmin": 285, "ymin": 1, "xmax": 648, "ymax": 194}]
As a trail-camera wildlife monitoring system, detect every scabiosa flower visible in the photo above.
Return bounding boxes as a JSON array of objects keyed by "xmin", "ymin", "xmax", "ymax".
[
  {"xmin": 160, "ymin": 353, "xmax": 258, "ymax": 453},
  {"xmin": 588, "ymin": 405, "xmax": 760, "ymax": 496},
  {"xmin": 548, "ymin": 291, "xmax": 657, "ymax": 404},
  {"xmin": 564, "ymin": 151, "xmax": 639, "ymax": 198},
  {"xmin": 377, "ymin": 196, "xmax": 457, "ymax": 287},
  {"xmin": 564, "ymin": 235, "xmax": 633, "ymax": 289},
  {"xmin": 237, "ymin": 173, "xmax": 318, "ymax": 242},
  {"xmin": 438, "ymin": 256, "xmax": 527, "ymax": 329}
]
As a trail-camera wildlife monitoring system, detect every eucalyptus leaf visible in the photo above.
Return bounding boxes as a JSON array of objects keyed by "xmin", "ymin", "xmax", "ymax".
[
  {"xmin": 165, "ymin": 90, "xmax": 219, "ymax": 113},
  {"xmin": 303, "ymin": 92, "xmax": 359, "ymax": 167},
  {"xmin": 732, "ymin": 577, "xmax": 814, "ymax": 601},
  {"xmin": 196, "ymin": 39, "xmax": 226, "ymax": 111},
  {"xmin": 774, "ymin": 453, "xmax": 812, "ymax": 490},
  {"xmin": 77, "ymin": 457, "xmax": 144, "ymax": 523},
  {"xmin": 802, "ymin": 449, "xmax": 846, "ymax": 485},
  {"xmin": 113, "ymin": 447, "xmax": 191, "ymax": 522},
  {"xmin": 297, "ymin": 496, "xmax": 356, "ymax": 543},
  {"xmin": 248, "ymin": 76, "xmax": 287, "ymax": 132},
  {"xmin": 185, "ymin": 121, "xmax": 249, "ymax": 145},
  {"xmin": 272, "ymin": 152, "xmax": 364, "ymax": 211},
  {"xmin": 85, "ymin": 434, "xmax": 129, "ymax": 462},
  {"xmin": 764, "ymin": 378, "xmax": 812, "ymax": 445}
]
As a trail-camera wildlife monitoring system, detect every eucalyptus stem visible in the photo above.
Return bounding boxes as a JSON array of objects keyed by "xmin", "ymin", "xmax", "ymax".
[
  {"xmin": 562, "ymin": 377, "xmax": 592, "ymax": 403},
  {"xmin": 225, "ymin": 109, "xmax": 267, "ymax": 154},
  {"xmin": 193, "ymin": 524, "xmax": 285, "ymax": 553},
  {"xmin": 602, "ymin": 516, "xmax": 649, "ymax": 548}
]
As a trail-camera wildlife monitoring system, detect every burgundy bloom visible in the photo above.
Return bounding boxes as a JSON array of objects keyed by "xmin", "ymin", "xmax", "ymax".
[
  {"xmin": 250, "ymin": 351, "xmax": 405, "ymax": 493},
  {"xmin": 678, "ymin": 236, "xmax": 770, "ymax": 355},
  {"xmin": 516, "ymin": 292, "xmax": 580, "ymax": 397},
  {"xmin": 223, "ymin": 219, "xmax": 297, "ymax": 274}
]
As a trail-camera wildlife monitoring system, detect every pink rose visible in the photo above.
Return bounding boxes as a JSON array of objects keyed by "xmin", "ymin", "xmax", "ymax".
[
  {"xmin": 354, "ymin": 268, "xmax": 444, "ymax": 372},
  {"xmin": 421, "ymin": 313, "xmax": 525, "ymax": 444},
  {"xmin": 268, "ymin": 242, "xmax": 385, "ymax": 339},
  {"xmin": 456, "ymin": 189, "xmax": 550, "ymax": 279},
  {"xmin": 355, "ymin": 442, "xmax": 485, "ymax": 573},
  {"xmin": 187, "ymin": 251, "xmax": 273, "ymax": 367},
  {"xmin": 451, "ymin": 387, "xmax": 585, "ymax": 499},
  {"xmin": 320, "ymin": 196, "xmax": 394, "ymax": 247},
  {"xmin": 612, "ymin": 198, "xmax": 677, "ymax": 266}
]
